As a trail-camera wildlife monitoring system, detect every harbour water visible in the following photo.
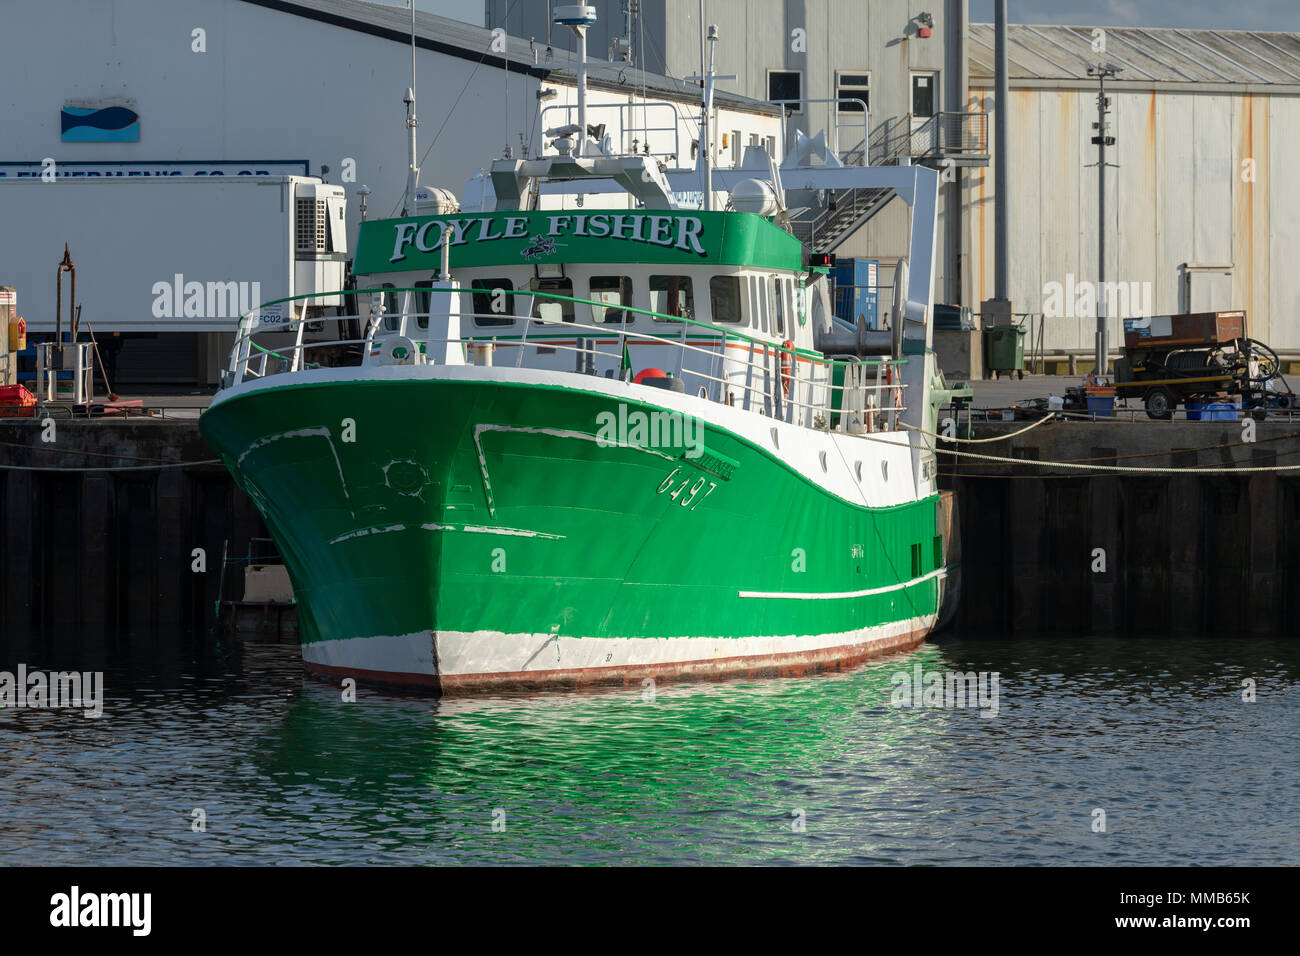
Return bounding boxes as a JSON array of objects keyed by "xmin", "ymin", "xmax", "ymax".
[{"xmin": 0, "ymin": 636, "xmax": 1295, "ymax": 866}]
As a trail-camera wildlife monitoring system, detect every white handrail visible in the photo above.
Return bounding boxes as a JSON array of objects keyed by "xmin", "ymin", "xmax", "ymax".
[{"xmin": 225, "ymin": 294, "xmax": 910, "ymax": 433}]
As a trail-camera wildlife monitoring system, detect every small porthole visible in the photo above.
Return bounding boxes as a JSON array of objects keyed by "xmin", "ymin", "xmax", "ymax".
[
  {"xmin": 819, "ymin": 450, "xmax": 828, "ymax": 472},
  {"xmin": 854, "ymin": 461, "xmax": 863, "ymax": 481},
  {"xmin": 881, "ymin": 460, "xmax": 889, "ymax": 481},
  {"xmin": 770, "ymin": 427, "xmax": 779, "ymax": 448}
]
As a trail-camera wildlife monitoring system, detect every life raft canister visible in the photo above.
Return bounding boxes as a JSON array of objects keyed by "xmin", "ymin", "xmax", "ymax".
[{"xmin": 780, "ymin": 339, "xmax": 794, "ymax": 395}]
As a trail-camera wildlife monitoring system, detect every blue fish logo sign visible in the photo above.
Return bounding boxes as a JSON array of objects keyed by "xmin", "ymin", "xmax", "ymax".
[{"xmin": 61, "ymin": 105, "xmax": 140, "ymax": 142}]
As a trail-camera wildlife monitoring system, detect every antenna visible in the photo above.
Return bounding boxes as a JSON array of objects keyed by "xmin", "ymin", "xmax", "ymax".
[
  {"xmin": 553, "ymin": 5, "xmax": 597, "ymax": 158},
  {"xmin": 403, "ymin": 0, "xmax": 420, "ymax": 216},
  {"xmin": 697, "ymin": 0, "xmax": 705, "ymax": 89},
  {"xmin": 687, "ymin": 24, "xmax": 735, "ymax": 212}
]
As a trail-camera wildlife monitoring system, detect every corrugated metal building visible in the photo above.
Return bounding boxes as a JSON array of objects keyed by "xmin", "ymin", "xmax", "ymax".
[{"xmin": 967, "ymin": 23, "xmax": 1300, "ymax": 357}]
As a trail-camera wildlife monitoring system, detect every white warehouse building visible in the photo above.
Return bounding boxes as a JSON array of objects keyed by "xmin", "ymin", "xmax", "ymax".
[{"xmin": 0, "ymin": 0, "xmax": 783, "ymax": 384}]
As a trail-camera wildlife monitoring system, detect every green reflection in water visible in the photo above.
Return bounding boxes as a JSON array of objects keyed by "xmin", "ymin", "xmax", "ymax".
[{"xmin": 248, "ymin": 646, "xmax": 953, "ymax": 864}]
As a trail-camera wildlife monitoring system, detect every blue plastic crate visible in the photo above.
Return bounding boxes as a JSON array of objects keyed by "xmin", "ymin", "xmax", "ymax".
[
  {"xmin": 1186, "ymin": 399, "xmax": 1241, "ymax": 421},
  {"xmin": 1085, "ymin": 395, "xmax": 1114, "ymax": 418}
]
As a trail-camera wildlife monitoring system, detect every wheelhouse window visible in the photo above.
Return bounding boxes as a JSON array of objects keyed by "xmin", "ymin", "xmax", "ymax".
[
  {"xmin": 748, "ymin": 275, "xmax": 769, "ymax": 334},
  {"xmin": 767, "ymin": 70, "xmax": 802, "ymax": 111},
  {"xmin": 773, "ymin": 278, "xmax": 786, "ymax": 337},
  {"xmin": 589, "ymin": 276, "xmax": 634, "ymax": 324},
  {"xmin": 709, "ymin": 275, "xmax": 743, "ymax": 324},
  {"xmin": 836, "ymin": 72, "xmax": 870, "ymax": 112},
  {"xmin": 650, "ymin": 275, "xmax": 694, "ymax": 322},
  {"xmin": 380, "ymin": 283, "xmax": 399, "ymax": 332},
  {"xmin": 414, "ymin": 280, "xmax": 432, "ymax": 330},
  {"xmin": 471, "ymin": 278, "xmax": 515, "ymax": 326},
  {"xmin": 530, "ymin": 277, "xmax": 574, "ymax": 323}
]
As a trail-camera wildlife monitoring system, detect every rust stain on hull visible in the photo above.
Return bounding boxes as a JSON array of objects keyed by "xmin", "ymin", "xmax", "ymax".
[{"xmin": 302, "ymin": 626, "xmax": 932, "ymax": 696}]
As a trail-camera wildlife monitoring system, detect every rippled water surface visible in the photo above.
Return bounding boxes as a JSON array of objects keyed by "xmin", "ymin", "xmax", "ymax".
[{"xmin": 0, "ymin": 636, "xmax": 1295, "ymax": 865}]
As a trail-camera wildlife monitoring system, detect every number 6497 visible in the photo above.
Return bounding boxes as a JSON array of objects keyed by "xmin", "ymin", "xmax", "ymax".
[{"xmin": 656, "ymin": 467, "xmax": 717, "ymax": 511}]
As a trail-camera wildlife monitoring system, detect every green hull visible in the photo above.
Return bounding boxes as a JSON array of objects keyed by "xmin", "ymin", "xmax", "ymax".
[{"xmin": 200, "ymin": 369, "xmax": 944, "ymax": 690}]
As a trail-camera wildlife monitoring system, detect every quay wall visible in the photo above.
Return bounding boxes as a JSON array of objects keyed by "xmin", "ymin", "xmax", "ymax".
[
  {"xmin": 0, "ymin": 419, "xmax": 263, "ymax": 664},
  {"xmin": 944, "ymin": 420, "xmax": 1300, "ymax": 636},
  {"xmin": 3, "ymin": 418, "xmax": 1299, "ymax": 661}
]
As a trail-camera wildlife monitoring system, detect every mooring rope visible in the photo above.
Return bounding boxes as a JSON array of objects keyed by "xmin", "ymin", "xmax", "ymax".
[
  {"xmin": 944, "ymin": 430, "xmax": 1300, "ymax": 466},
  {"xmin": 0, "ymin": 459, "xmax": 221, "ymax": 472},
  {"xmin": 0, "ymin": 438, "xmax": 211, "ymax": 465},
  {"xmin": 939, "ymin": 446, "xmax": 1299, "ymax": 474},
  {"xmin": 856, "ymin": 430, "xmax": 1300, "ymax": 474},
  {"xmin": 903, "ymin": 414, "xmax": 1056, "ymax": 443}
]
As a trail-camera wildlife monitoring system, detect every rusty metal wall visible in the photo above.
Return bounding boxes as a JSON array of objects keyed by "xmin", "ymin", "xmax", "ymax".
[{"xmin": 967, "ymin": 84, "xmax": 1300, "ymax": 353}]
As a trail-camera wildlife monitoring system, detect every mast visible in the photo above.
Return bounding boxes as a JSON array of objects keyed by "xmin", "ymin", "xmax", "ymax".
[
  {"xmin": 403, "ymin": 0, "xmax": 419, "ymax": 216},
  {"xmin": 701, "ymin": 25, "xmax": 717, "ymax": 211},
  {"xmin": 554, "ymin": 5, "xmax": 598, "ymax": 158},
  {"xmin": 687, "ymin": 24, "xmax": 732, "ymax": 211}
]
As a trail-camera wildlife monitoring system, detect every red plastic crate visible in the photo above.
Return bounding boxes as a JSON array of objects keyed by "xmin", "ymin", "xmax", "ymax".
[{"xmin": 0, "ymin": 384, "xmax": 36, "ymax": 417}]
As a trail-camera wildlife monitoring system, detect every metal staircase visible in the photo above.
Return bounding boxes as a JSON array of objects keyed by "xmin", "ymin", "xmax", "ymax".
[
  {"xmin": 788, "ymin": 138, "xmax": 896, "ymax": 251},
  {"xmin": 791, "ymin": 185, "xmax": 894, "ymax": 252}
]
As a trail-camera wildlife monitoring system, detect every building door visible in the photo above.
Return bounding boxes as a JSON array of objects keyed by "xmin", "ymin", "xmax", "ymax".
[{"xmin": 910, "ymin": 72, "xmax": 939, "ymax": 154}]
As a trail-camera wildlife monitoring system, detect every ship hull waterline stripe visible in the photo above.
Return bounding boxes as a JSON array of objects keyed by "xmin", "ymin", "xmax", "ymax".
[{"xmin": 299, "ymin": 620, "xmax": 933, "ymax": 693}]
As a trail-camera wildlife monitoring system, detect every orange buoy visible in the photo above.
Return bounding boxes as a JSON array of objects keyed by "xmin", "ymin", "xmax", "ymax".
[
  {"xmin": 633, "ymin": 367, "xmax": 669, "ymax": 385},
  {"xmin": 780, "ymin": 339, "xmax": 794, "ymax": 395}
]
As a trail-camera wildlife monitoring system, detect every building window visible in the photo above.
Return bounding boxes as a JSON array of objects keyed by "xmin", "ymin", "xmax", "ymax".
[
  {"xmin": 767, "ymin": 69, "xmax": 802, "ymax": 109},
  {"xmin": 911, "ymin": 72, "xmax": 937, "ymax": 118},
  {"xmin": 836, "ymin": 72, "xmax": 870, "ymax": 112}
]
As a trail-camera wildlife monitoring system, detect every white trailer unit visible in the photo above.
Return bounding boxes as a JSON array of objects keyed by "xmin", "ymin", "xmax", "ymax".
[{"xmin": 0, "ymin": 176, "xmax": 347, "ymax": 334}]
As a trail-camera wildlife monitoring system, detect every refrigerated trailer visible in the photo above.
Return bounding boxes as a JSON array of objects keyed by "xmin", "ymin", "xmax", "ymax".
[{"xmin": 0, "ymin": 175, "xmax": 348, "ymax": 381}]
